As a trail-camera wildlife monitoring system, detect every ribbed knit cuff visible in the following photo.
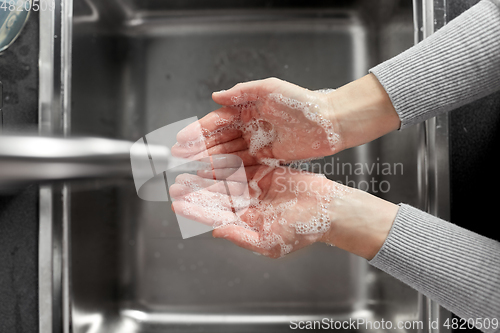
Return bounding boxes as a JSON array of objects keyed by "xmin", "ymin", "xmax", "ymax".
[
  {"xmin": 370, "ymin": 0, "xmax": 500, "ymax": 129},
  {"xmin": 370, "ymin": 204, "xmax": 500, "ymax": 330}
]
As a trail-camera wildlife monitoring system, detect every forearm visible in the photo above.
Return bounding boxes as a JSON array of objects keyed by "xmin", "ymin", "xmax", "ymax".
[
  {"xmin": 370, "ymin": 0, "xmax": 500, "ymax": 129},
  {"xmin": 370, "ymin": 205, "xmax": 500, "ymax": 328}
]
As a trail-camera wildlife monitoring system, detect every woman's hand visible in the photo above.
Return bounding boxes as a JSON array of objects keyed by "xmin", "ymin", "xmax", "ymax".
[
  {"xmin": 172, "ymin": 78, "xmax": 341, "ymax": 165},
  {"xmin": 170, "ymin": 161, "xmax": 398, "ymax": 260},
  {"xmin": 171, "ymin": 75, "xmax": 401, "ymax": 165}
]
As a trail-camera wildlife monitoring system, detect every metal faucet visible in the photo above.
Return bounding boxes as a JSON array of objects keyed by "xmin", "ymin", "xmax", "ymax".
[{"xmin": 0, "ymin": 135, "xmax": 170, "ymax": 189}]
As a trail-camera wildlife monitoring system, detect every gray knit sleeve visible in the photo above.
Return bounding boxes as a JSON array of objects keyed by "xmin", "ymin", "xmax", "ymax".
[
  {"xmin": 369, "ymin": 204, "xmax": 500, "ymax": 331},
  {"xmin": 369, "ymin": 0, "xmax": 500, "ymax": 129}
]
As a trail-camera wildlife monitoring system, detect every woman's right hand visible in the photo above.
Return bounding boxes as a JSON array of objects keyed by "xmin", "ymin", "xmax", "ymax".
[{"xmin": 171, "ymin": 75, "xmax": 401, "ymax": 165}]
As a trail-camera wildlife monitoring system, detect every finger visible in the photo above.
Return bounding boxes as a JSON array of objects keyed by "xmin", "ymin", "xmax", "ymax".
[
  {"xmin": 182, "ymin": 154, "xmax": 246, "ymax": 181},
  {"xmin": 174, "ymin": 151, "xmax": 243, "ymax": 167},
  {"xmin": 197, "ymin": 168, "xmax": 240, "ymax": 181},
  {"xmin": 172, "ymin": 128, "xmax": 242, "ymax": 158},
  {"xmin": 176, "ymin": 107, "xmax": 242, "ymax": 144},
  {"xmin": 204, "ymin": 128, "xmax": 242, "ymax": 150},
  {"xmin": 210, "ymin": 154, "xmax": 245, "ymax": 169},
  {"xmin": 200, "ymin": 150, "xmax": 259, "ymax": 168},
  {"xmin": 183, "ymin": 149, "xmax": 211, "ymax": 162},
  {"xmin": 169, "ymin": 184, "xmax": 193, "ymax": 198},
  {"xmin": 207, "ymin": 137, "xmax": 247, "ymax": 155},
  {"xmin": 171, "ymin": 139, "xmax": 208, "ymax": 159},
  {"xmin": 171, "ymin": 174, "xmax": 251, "ymax": 212},
  {"xmin": 173, "ymin": 173, "xmax": 248, "ymax": 196},
  {"xmin": 196, "ymin": 164, "xmax": 262, "ymax": 184},
  {"xmin": 174, "ymin": 172, "xmax": 218, "ymax": 189}
]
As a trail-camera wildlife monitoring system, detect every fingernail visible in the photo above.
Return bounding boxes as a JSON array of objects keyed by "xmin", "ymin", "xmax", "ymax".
[{"xmin": 213, "ymin": 89, "xmax": 227, "ymax": 94}]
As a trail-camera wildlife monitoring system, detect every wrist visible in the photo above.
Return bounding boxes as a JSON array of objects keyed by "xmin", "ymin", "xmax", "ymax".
[
  {"xmin": 321, "ymin": 186, "xmax": 399, "ymax": 260},
  {"xmin": 323, "ymin": 74, "xmax": 401, "ymax": 150}
]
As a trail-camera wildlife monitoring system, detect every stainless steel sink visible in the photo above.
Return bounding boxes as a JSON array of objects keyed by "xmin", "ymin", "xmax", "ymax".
[{"xmin": 38, "ymin": 0, "xmax": 451, "ymax": 332}]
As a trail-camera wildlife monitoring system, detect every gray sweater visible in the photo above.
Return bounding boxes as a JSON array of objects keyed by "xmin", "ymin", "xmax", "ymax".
[{"xmin": 369, "ymin": 0, "xmax": 500, "ymax": 330}]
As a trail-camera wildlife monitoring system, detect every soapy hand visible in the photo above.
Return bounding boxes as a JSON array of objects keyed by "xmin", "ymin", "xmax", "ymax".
[
  {"xmin": 170, "ymin": 157, "xmax": 397, "ymax": 260},
  {"xmin": 171, "ymin": 78, "xmax": 343, "ymax": 165},
  {"xmin": 170, "ymin": 160, "xmax": 351, "ymax": 258}
]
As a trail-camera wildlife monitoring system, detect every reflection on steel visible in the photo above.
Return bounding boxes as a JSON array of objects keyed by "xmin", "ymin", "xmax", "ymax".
[
  {"xmin": 122, "ymin": 309, "xmax": 374, "ymax": 324},
  {"xmin": 73, "ymin": 0, "xmax": 99, "ymax": 24},
  {"xmin": 413, "ymin": 0, "xmax": 452, "ymax": 332}
]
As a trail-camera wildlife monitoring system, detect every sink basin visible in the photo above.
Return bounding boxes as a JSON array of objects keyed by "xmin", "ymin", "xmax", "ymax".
[{"xmin": 39, "ymin": 0, "xmax": 451, "ymax": 332}]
